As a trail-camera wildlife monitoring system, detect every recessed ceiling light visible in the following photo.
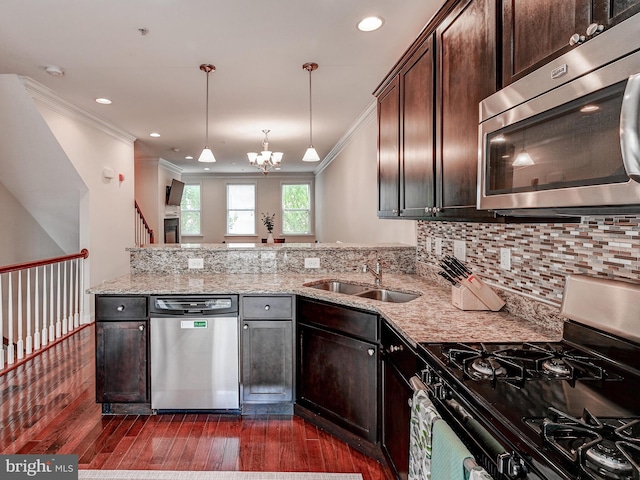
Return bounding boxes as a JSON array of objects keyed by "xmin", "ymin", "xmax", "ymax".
[
  {"xmin": 44, "ymin": 65, "xmax": 65, "ymax": 76},
  {"xmin": 95, "ymin": 98, "xmax": 112, "ymax": 105},
  {"xmin": 185, "ymin": 155, "xmax": 194, "ymax": 160},
  {"xmin": 357, "ymin": 16, "xmax": 384, "ymax": 32},
  {"xmin": 149, "ymin": 132, "xmax": 161, "ymax": 137}
]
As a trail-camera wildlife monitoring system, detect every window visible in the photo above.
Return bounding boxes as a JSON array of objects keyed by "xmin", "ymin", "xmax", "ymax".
[
  {"xmin": 180, "ymin": 184, "xmax": 201, "ymax": 235},
  {"xmin": 227, "ymin": 184, "xmax": 256, "ymax": 235},
  {"xmin": 282, "ymin": 183, "xmax": 311, "ymax": 234}
]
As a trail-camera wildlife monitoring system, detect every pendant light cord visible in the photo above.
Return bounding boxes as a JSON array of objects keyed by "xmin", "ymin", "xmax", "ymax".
[
  {"xmin": 204, "ymin": 69, "xmax": 210, "ymax": 146},
  {"xmin": 308, "ymin": 67, "xmax": 313, "ymax": 146}
]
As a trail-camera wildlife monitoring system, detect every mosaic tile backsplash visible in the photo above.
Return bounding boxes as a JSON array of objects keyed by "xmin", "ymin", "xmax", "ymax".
[{"xmin": 416, "ymin": 215, "xmax": 640, "ymax": 305}]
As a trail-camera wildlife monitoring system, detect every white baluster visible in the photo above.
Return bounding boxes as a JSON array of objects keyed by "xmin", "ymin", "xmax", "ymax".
[
  {"xmin": 17, "ymin": 271, "xmax": 24, "ymax": 360},
  {"xmin": 8, "ymin": 273, "xmax": 15, "ymax": 365},
  {"xmin": 79, "ymin": 256, "xmax": 86, "ymax": 325},
  {"xmin": 42, "ymin": 265, "xmax": 48, "ymax": 346},
  {"xmin": 56, "ymin": 263, "xmax": 62, "ymax": 338},
  {"xmin": 49, "ymin": 264, "xmax": 55, "ymax": 343},
  {"xmin": 0, "ymin": 275, "xmax": 4, "ymax": 370},
  {"xmin": 62, "ymin": 262, "xmax": 68, "ymax": 335},
  {"xmin": 35, "ymin": 267, "xmax": 41, "ymax": 351},
  {"xmin": 26, "ymin": 268, "xmax": 33, "ymax": 355},
  {"xmin": 74, "ymin": 258, "xmax": 80, "ymax": 328}
]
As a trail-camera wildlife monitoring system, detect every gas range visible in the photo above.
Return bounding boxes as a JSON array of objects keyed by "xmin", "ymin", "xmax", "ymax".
[{"xmin": 417, "ymin": 275, "xmax": 640, "ymax": 480}]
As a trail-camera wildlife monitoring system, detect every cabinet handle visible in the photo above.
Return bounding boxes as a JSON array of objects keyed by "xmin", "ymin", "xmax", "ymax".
[
  {"xmin": 264, "ymin": 305, "xmax": 270, "ymax": 311},
  {"xmin": 392, "ymin": 209, "xmax": 399, "ymax": 214},
  {"xmin": 433, "ymin": 207, "xmax": 442, "ymax": 213},
  {"xmin": 243, "ymin": 324, "xmax": 249, "ymax": 330},
  {"xmin": 569, "ymin": 33, "xmax": 585, "ymax": 46},
  {"xmin": 424, "ymin": 207, "xmax": 432, "ymax": 213},
  {"xmin": 586, "ymin": 23, "xmax": 604, "ymax": 37},
  {"xmin": 116, "ymin": 305, "xmax": 125, "ymax": 312},
  {"xmin": 367, "ymin": 348, "xmax": 376, "ymax": 357},
  {"xmin": 138, "ymin": 325, "xmax": 144, "ymax": 331},
  {"xmin": 389, "ymin": 344, "xmax": 404, "ymax": 353}
]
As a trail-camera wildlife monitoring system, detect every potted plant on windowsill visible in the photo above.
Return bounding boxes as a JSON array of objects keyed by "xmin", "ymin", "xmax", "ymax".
[{"xmin": 261, "ymin": 212, "xmax": 275, "ymax": 244}]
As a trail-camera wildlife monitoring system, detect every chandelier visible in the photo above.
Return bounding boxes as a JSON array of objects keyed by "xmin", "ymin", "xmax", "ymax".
[{"xmin": 247, "ymin": 129, "xmax": 283, "ymax": 175}]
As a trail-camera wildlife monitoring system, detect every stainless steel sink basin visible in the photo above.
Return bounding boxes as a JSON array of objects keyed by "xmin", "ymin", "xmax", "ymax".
[
  {"xmin": 305, "ymin": 281, "xmax": 420, "ymax": 303},
  {"xmin": 355, "ymin": 288, "xmax": 420, "ymax": 303},
  {"xmin": 306, "ymin": 281, "xmax": 370, "ymax": 295}
]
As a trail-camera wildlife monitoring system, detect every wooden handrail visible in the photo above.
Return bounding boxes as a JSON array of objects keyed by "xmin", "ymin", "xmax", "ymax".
[
  {"xmin": 0, "ymin": 249, "xmax": 89, "ymax": 275},
  {"xmin": 135, "ymin": 201, "xmax": 155, "ymax": 243}
]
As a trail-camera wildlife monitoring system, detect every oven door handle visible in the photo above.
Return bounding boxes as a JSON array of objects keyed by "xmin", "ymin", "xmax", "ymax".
[{"xmin": 621, "ymin": 72, "xmax": 640, "ymax": 183}]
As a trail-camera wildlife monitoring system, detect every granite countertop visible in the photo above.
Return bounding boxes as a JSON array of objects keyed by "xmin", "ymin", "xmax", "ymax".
[
  {"xmin": 126, "ymin": 242, "xmax": 414, "ymax": 251},
  {"xmin": 89, "ymin": 272, "xmax": 561, "ymax": 346}
]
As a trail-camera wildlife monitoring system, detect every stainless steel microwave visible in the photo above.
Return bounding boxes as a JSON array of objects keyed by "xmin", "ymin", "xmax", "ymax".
[{"xmin": 478, "ymin": 14, "xmax": 640, "ymax": 214}]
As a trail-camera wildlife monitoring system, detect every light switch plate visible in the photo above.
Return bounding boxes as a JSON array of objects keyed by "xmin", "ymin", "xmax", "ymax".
[
  {"xmin": 453, "ymin": 240, "xmax": 466, "ymax": 261},
  {"xmin": 435, "ymin": 238, "xmax": 443, "ymax": 256},
  {"xmin": 500, "ymin": 248, "xmax": 511, "ymax": 271},
  {"xmin": 188, "ymin": 258, "xmax": 204, "ymax": 269},
  {"xmin": 304, "ymin": 258, "xmax": 320, "ymax": 268}
]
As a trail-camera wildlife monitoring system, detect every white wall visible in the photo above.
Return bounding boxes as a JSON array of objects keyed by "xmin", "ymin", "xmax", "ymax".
[
  {"xmin": 26, "ymin": 79, "xmax": 136, "ymax": 291},
  {"xmin": 315, "ymin": 107, "xmax": 416, "ymax": 245}
]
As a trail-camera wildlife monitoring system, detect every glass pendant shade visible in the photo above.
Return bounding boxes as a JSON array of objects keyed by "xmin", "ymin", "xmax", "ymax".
[
  {"xmin": 198, "ymin": 147, "xmax": 216, "ymax": 163},
  {"xmin": 302, "ymin": 146, "xmax": 320, "ymax": 162},
  {"xmin": 512, "ymin": 151, "xmax": 534, "ymax": 166}
]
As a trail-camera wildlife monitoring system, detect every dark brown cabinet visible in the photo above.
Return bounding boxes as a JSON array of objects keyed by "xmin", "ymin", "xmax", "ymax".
[
  {"xmin": 241, "ymin": 295, "xmax": 293, "ymax": 409},
  {"xmin": 435, "ymin": 0, "xmax": 497, "ymax": 218},
  {"xmin": 296, "ymin": 298, "xmax": 379, "ymax": 445},
  {"xmin": 502, "ymin": 0, "xmax": 640, "ymax": 85},
  {"xmin": 377, "ymin": 77, "xmax": 401, "ymax": 217},
  {"xmin": 381, "ymin": 321, "xmax": 424, "ymax": 480},
  {"xmin": 95, "ymin": 295, "xmax": 149, "ymax": 405}
]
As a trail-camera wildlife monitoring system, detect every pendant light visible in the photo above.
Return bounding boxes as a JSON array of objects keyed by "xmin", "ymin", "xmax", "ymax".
[
  {"xmin": 302, "ymin": 62, "xmax": 320, "ymax": 162},
  {"xmin": 198, "ymin": 64, "xmax": 216, "ymax": 163}
]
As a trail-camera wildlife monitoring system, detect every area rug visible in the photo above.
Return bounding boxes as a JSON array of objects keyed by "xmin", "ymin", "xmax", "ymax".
[{"xmin": 78, "ymin": 471, "xmax": 363, "ymax": 480}]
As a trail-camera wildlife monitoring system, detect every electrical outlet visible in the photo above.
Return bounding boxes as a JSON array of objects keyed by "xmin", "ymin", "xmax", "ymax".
[
  {"xmin": 426, "ymin": 237, "xmax": 432, "ymax": 253},
  {"xmin": 435, "ymin": 238, "xmax": 443, "ymax": 256},
  {"xmin": 453, "ymin": 240, "xmax": 466, "ymax": 261},
  {"xmin": 188, "ymin": 258, "xmax": 204, "ymax": 269},
  {"xmin": 304, "ymin": 258, "xmax": 320, "ymax": 269},
  {"xmin": 500, "ymin": 248, "xmax": 511, "ymax": 271}
]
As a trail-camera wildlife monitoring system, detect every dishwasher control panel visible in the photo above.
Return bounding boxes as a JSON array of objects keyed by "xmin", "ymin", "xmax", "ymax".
[{"xmin": 150, "ymin": 295, "xmax": 238, "ymax": 316}]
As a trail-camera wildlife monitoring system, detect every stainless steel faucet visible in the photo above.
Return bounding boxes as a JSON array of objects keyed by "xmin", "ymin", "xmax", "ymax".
[{"xmin": 363, "ymin": 262, "xmax": 382, "ymax": 285}]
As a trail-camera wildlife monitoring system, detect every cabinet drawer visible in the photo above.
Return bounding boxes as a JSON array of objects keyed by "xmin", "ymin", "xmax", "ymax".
[
  {"xmin": 297, "ymin": 297, "xmax": 378, "ymax": 342},
  {"xmin": 96, "ymin": 295, "xmax": 148, "ymax": 320},
  {"xmin": 242, "ymin": 295, "xmax": 292, "ymax": 319}
]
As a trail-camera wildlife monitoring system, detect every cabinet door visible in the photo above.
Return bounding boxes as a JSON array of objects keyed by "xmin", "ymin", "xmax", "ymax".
[
  {"xmin": 297, "ymin": 323, "xmax": 378, "ymax": 442},
  {"xmin": 400, "ymin": 35, "xmax": 436, "ymax": 218},
  {"xmin": 502, "ymin": 0, "xmax": 591, "ymax": 85},
  {"xmin": 436, "ymin": 0, "xmax": 497, "ymax": 218},
  {"xmin": 383, "ymin": 361, "xmax": 413, "ymax": 480},
  {"xmin": 242, "ymin": 320, "xmax": 293, "ymax": 403},
  {"xmin": 95, "ymin": 321, "xmax": 148, "ymax": 403},
  {"xmin": 377, "ymin": 76, "xmax": 401, "ymax": 217}
]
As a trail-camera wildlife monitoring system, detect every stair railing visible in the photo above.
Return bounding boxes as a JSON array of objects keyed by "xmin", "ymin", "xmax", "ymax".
[
  {"xmin": 0, "ymin": 249, "xmax": 89, "ymax": 371},
  {"xmin": 135, "ymin": 201, "xmax": 155, "ymax": 246}
]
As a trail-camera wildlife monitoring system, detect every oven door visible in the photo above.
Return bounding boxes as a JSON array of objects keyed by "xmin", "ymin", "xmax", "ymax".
[{"xmin": 478, "ymin": 48, "xmax": 640, "ymax": 213}]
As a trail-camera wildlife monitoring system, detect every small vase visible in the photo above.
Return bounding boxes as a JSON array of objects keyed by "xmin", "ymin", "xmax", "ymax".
[{"xmin": 267, "ymin": 233, "xmax": 274, "ymax": 244}]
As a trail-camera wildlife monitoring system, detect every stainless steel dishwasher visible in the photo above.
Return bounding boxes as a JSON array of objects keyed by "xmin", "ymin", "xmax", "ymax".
[{"xmin": 150, "ymin": 295, "xmax": 239, "ymax": 410}]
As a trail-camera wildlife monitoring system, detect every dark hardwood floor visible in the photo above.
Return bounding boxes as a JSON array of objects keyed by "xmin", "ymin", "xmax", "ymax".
[{"xmin": 0, "ymin": 325, "xmax": 393, "ymax": 480}]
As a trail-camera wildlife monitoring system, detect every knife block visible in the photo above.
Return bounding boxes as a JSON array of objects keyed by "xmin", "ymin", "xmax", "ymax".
[{"xmin": 451, "ymin": 284, "xmax": 490, "ymax": 311}]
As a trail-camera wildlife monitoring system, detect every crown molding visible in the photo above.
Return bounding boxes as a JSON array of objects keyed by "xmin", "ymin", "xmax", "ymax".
[
  {"xmin": 159, "ymin": 158, "xmax": 184, "ymax": 175},
  {"xmin": 20, "ymin": 76, "xmax": 136, "ymax": 145},
  {"xmin": 314, "ymin": 100, "xmax": 377, "ymax": 176}
]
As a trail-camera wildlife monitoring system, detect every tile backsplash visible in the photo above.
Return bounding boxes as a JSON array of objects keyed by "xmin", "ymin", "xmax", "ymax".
[{"xmin": 417, "ymin": 215, "xmax": 640, "ymax": 305}]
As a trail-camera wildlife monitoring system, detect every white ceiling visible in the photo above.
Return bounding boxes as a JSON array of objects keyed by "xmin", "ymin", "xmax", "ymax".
[{"xmin": 0, "ymin": 0, "xmax": 443, "ymax": 174}]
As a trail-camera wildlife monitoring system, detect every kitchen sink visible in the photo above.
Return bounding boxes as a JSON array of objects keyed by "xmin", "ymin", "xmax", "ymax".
[
  {"xmin": 355, "ymin": 288, "xmax": 420, "ymax": 303},
  {"xmin": 305, "ymin": 281, "xmax": 420, "ymax": 303}
]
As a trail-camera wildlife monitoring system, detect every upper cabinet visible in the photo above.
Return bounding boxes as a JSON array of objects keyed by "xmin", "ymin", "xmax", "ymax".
[
  {"xmin": 435, "ymin": 0, "xmax": 497, "ymax": 219},
  {"xmin": 502, "ymin": 0, "xmax": 640, "ymax": 85},
  {"xmin": 377, "ymin": 77, "xmax": 401, "ymax": 217}
]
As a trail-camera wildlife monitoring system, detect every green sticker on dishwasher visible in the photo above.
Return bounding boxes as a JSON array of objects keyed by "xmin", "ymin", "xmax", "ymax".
[{"xmin": 193, "ymin": 321, "xmax": 207, "ymax": 328}]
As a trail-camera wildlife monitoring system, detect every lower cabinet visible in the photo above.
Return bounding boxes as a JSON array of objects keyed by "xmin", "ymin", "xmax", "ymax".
[
  {"xmin": 296, "ymin": 297, "xmax": 379, "ymax": 445},
  {"xmin": 240, "ymin": 295, "xmax": 294, "ymax": 412},
  {"xmin": 381, "ymin": 321, "xmax": 424, "ymax": 480},
  {"xmin": 95, "ymin": 295, "xmax": 149, "ymax": 405}
]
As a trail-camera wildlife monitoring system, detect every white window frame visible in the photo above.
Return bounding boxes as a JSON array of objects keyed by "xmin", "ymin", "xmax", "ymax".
[
  {"xmin": 226, "ymin": 182, "xmax": 257, "ymax": 235},
  {"xmin": 180, "ymin": 182, "xmax": 202, "ymax": 236},
  {"xmin": 281, "ymin": 182, "xmax": 313, "ymax": 235}
]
